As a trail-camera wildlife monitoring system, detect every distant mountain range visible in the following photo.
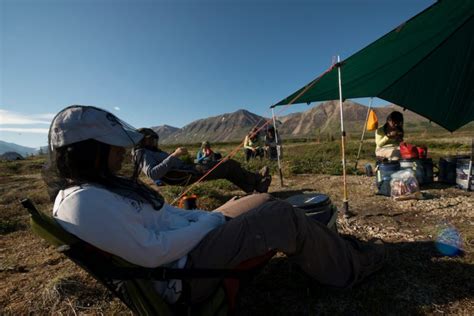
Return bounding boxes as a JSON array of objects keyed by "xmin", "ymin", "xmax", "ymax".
[
  {"xmin": 2, "ymin": 101, "xmax": 471, "ymax": 153},
  {"xmin": 277, "ymin": 100, "xmax": 442, "ymax": 137},
  {"xmin": 153, "ymin": 101, "xmax": 453, "ymax": 144},
  {"xmin": 0, "ymin": 141, "xmax": 40, "ymax": 156},
  {"xmin": 154, "ymin": 109, "xmax": 267, "ymax": 144}
]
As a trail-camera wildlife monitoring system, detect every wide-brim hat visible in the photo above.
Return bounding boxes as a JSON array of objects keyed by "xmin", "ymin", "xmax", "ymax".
[{"xmin": 49, "ymin": 105, "xmax": 143, "ymax": 149}]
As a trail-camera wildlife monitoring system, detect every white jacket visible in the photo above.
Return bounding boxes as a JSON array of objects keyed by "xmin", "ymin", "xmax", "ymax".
[{"xmin": 53, "ymin": 185, "xmax": 225, "ymax": 303}]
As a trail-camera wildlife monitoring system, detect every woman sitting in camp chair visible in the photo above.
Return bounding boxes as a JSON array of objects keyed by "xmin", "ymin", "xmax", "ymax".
[
  {"xmin": 133, "ymin": 128, "xmax": 270, "ymax": 192},
  {"xmin": 45, "ymin": 105, "xmax": 385, "ymax": 308},
  {"xmin": 195, "ymin": 141, "xmax": 222, "ymax": 165}
]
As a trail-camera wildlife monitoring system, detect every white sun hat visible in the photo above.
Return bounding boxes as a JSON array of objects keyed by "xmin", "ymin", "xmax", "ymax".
[{"xmin": 49, "ymin": 105, "xmax": 143, "ymax": 149}]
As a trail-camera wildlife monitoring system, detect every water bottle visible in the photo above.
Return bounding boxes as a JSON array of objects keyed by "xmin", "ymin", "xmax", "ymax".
[{"xmin": 365, "ymin": 163, "xmax": 374, "ymax": 177}]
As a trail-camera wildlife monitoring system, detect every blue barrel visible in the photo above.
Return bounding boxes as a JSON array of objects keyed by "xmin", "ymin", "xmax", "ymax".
[
  {"xmin": 376, "ymin": 161, "xmax": 400, "ymax": 196},
  {"xmin": 377, "ymin": 161, "xmax": 401, "ymax": 184}
]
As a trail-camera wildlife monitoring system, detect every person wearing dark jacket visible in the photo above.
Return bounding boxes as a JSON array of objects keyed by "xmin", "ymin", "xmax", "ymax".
[{"xmin": 264, "ymin": 126, "xmax": 281, "ymax": 160}]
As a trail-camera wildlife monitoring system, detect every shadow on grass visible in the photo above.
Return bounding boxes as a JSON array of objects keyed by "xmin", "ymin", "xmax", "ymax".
[{"xmin": 237, "ymin": 240, "xmax": 473, "ymax": 315}]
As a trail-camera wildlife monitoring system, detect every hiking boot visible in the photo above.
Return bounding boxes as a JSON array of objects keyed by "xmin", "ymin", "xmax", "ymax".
[
  {"xmin": 259, "ymin": 166, "xmax": 270, "ymax": 178},
  {"xmin": 256, "ymin": 175, "xmax": 272, "ymax": 193},
  {"xmin": 255, "ymin": 167, "xmax": 272, "ymax": 193}
]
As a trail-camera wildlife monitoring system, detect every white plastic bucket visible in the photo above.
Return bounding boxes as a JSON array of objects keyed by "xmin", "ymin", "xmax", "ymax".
[{"xmin": 456, "ymin": 159, "xmax": 473, "ymax": 190}]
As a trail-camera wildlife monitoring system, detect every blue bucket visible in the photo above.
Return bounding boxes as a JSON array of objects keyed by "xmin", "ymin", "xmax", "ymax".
[{"xmin": 376, "ymin": 161, "xmax": 400, "ymax": 196}]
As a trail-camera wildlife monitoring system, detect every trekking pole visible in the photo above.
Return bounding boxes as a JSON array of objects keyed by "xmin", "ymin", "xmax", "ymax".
[
  {"xmin": 272, "ymin": 108, "xmax": 284, "ymax": 187},
  {"xmin": 354, "ymin": 97, "xmax": 373, "ymax": 170}
]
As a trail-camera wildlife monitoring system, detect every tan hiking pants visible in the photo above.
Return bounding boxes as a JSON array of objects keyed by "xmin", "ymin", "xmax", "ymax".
[
  {"xmin": 376, "ymin": 146, "xmax": 401, "ymax": 160},
  {"xmin": 185, "ymin": 194, "xmax": 382, "ymax": 303}
]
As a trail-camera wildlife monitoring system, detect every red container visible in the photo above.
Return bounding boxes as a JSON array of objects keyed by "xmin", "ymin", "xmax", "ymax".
[
  {"xmin": 178, "ymin": 194, "xmax": 198, "ymax": 210},
  {"xmin": 417, "ymin": 146, "xmax": 428, "ymax": 159},
  {"xmin": 400, "ymin": 142, "xmax": 419, "ymax": 159}
]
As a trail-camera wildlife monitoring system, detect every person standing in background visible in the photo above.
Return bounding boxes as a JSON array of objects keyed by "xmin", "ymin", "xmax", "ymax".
[{"xmin": 244, "ymin": 127, "xmax": 264, "ymax": 162}]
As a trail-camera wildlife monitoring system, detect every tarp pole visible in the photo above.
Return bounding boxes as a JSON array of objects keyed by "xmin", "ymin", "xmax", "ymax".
[
  {"xmin": 272, "ymin": 108, "xmax": 284, "ymax": 187},
  {"xmin": 354, "ymin": 97, "xmax": 373, "ymax": 170},
  {"xmin": 337, "ymin": 56, "xmax": 350, "ymax": 215},
  {"xmin": 467, "ymin": 138, "xmax": 473, "ymax": 191}
]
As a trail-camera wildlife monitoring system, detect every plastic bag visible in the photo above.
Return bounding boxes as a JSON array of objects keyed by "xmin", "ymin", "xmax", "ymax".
[{"xmin": 390, "ymin": 170, "xmax": 421, "ymax": 200}]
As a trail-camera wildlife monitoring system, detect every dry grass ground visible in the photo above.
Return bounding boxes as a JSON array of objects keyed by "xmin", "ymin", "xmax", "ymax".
[{"xmin": 1, "ymin": 135, "xmax": 473, "ymax": 315}]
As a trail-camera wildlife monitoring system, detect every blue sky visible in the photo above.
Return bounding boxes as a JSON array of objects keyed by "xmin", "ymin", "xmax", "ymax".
[{"xmin": 0, "ymin": 0, "xmax": 434, "ymax": 147}]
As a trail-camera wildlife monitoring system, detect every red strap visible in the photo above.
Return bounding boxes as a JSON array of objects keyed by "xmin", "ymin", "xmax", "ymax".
[{"xmin": 223, "ymin": 251, "xmax": 276, "ymax": 313}]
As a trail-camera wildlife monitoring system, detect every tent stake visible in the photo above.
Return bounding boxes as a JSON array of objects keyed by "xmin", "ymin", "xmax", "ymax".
[
  {"xmin": 354, "ymin": 98, "xmax": 373, "ymax": 170},
  {"xmin": 337, "ymin": 56, "xmax": 353, "ymax": 217},
  {"xmin": 272, "ymin": 108, "xmax": 284, "ymax": 187}
]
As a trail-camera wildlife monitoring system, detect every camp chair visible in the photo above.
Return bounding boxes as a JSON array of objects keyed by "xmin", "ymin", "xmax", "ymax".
[
  {"xmin": 160, "ymin": 169, "xmax": 197, "ymax": 186},
  {"xmin": 160, "ymin": 161, "xmax": 224, "ymax": 186},
  {"xmin": 20, "ymin": 198, "xmax": 275, "ymax": 316}
]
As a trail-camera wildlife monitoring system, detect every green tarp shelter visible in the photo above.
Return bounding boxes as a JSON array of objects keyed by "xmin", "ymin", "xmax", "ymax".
[{"xmin": 272, "ymin": 0, "xmax": 474, "ymax": 132}]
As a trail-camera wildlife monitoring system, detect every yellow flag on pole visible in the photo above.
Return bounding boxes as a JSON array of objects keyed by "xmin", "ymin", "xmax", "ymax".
[{"xmin": 367, "ymin": 110, "xmax": 378, "ymax": 131}]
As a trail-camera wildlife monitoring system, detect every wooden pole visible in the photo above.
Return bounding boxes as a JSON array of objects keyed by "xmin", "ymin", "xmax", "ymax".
[{"xmin": 337, "ymin": 56, "xmax": 351, "ymax": 216}]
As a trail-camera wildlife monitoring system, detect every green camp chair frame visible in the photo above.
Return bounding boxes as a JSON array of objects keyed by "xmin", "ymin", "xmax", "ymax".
[
  {"xmin": 160, "ymin": 161, "xmax": 224, "ymax": 186},
  {"xmin": 160, "ymin": 169, "xmax": 197, "ymax": 186}
]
